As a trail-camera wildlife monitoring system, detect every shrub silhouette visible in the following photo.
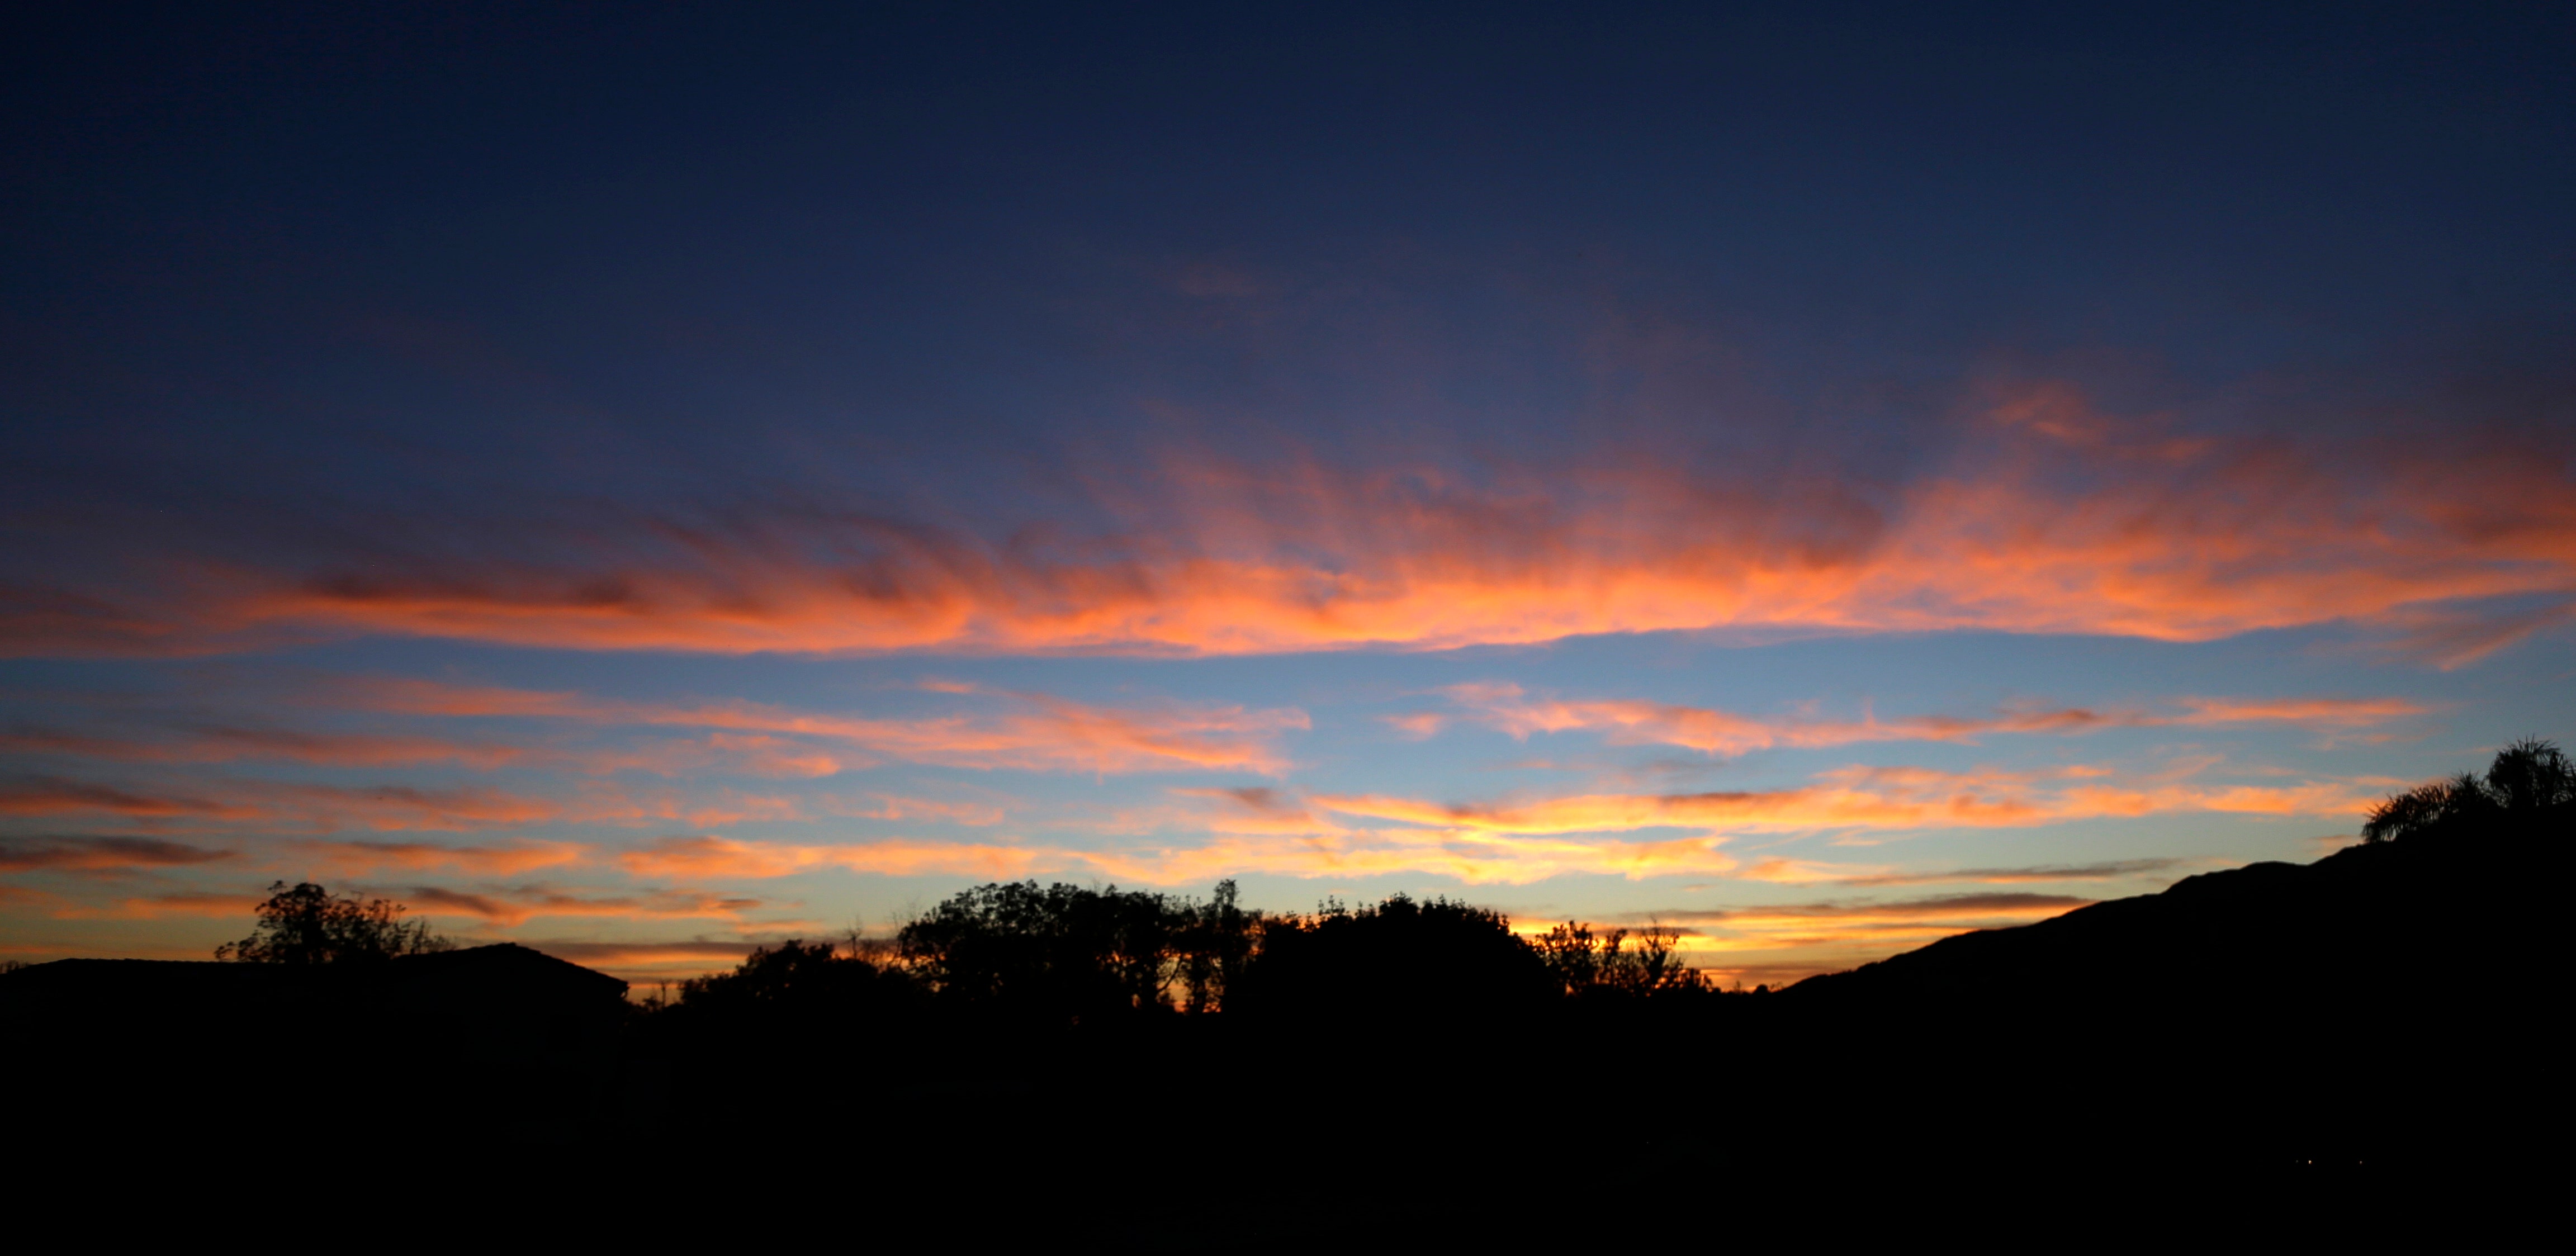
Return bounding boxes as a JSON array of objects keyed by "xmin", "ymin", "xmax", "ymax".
[{"xmin": 214, "ymin": 881, "xmax": 451, "ymax": 964}]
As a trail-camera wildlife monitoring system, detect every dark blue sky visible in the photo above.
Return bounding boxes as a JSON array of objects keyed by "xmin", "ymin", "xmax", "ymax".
[{"xmin": 10, "ymin": 3, "xmax": 2570, "ymax": 504}]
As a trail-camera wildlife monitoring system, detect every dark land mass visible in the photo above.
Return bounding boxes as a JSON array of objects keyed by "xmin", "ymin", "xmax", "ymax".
[{"xmin": 5, "ymin": 747, "xmax": 2565, "ymax": 1235}]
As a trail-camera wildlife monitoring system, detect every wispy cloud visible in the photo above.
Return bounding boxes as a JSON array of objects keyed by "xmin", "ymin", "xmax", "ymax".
[
  {"xmin": 1827, "ymin": 857, "xmax": 2198, "ymax": 886},
  {"xmin": 1306, "ymin": 762, "xmax": 2376, "ymax": 842},
  {"xmin": 518, "ymin": 939, "xmax": 766, "ymax": 982},
  {"xmin": 64, "ymin": 892, "xmax": 267, "ymax": 920},
  {"xmin": 0, "ymin": 726, "xmax": 529, "ymax": 768},
  {"xmin": 282, "ymin": 839, "xmax": 589, "ymax": 877},
  {"xmin": 401, "ymin": 885, "xmax": 764, "ymax": 927},
  {"xmin": 1431, "ymin": 682, "xmax": 2431, "ymax": 755},
  {"xmin": 615, "ymin": 835, "xmax": 1066, "ymax": 881},
  {"xmin": 16, "ymin": 405, "xmax": 2569, "ymax": 660},
  {"xmin": 1730, "ymin": 855, "xmax": 2203, "ymax": 885},
  {"xmin": 0, "ymin": 775, "xmax": 557, "ymax": 831},
  {"xmin": 330, "ymin": 677, "xmax": 1306, "ymax": 775},
  {"xmin": 1639, "ymin": 891, "xmax": 2101, "ymax": 985},
  {"xmin": 1652, "ymin": 892, "xmax": 2098, "ymax": 925},
  {"xmin": 0, "ymin": 836, "xmax": 233, "ymax": 873}
]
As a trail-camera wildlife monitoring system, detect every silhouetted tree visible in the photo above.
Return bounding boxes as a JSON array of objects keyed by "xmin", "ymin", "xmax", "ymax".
[
  {"xmin": 673, "ymin": 938, "xmax": 908, "ymax": 1009},
  {"xmin": 898, "ymin": 881, "xmax": 1186, "ymax": 1021},
  {"xmin": 2484, "ymin": 737, "xmax": 2576, "ymax": 813},
  {"xmin": 1536, "ymin": 920, "xmax": 1708, "ymax": 997},
  {"xmin": 1534, "ymin": 920, "xmax": 1603, "ymax": 993},
  {"xmin": 214, "ymin": 881, "xmax": 451, "ymax": 963},
  {"xmin": 648, "ymin": 936, "xmax": 926, "ymax": 1041},
  {"xmin": 1172, "ymin": 879, "xmax": 1259, "ymax": 1013},
  {"xmin": 2364, "ymin": 738, "xmax": 2575, "ymax": 843},
  {"xmin": 1230, "ymin": 893, "xmax": 1555, "ymax": 1020}
]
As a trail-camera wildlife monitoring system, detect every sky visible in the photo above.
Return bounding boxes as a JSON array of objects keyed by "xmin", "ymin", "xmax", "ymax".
[{"xmin": 4, "ymin": 2, "xmax": 2572, "ymax": 986}]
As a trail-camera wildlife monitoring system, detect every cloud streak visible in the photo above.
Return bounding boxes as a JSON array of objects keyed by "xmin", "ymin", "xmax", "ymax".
[
  {"xmin": 401, "ymin": 885, "xmax": 765, "ymax": 927},
  {"xmin": 0, "ymin": 727, "xmax": 529, "ymax": 769},
  {"xmin": 0, "ymin": 836, "xmax": 232, "ymax": 874},
  {"xmin": 332, "ymin": 677, "xmax": 1305, "ymax": 776},
  {"xmin": 12, "ymin": 406, "xmax": 2569, "ymax": 661},
  {"xmin": 0, "ymin": 775, "xmax": 557, "ymax": 832},
  {"xmin": 1433, "ymin": 684, "xmax": 2430, "ymax": 755},
  {"xmin": 1305, "ymin": 762, "xmax": 2378, "ymax": 841}
]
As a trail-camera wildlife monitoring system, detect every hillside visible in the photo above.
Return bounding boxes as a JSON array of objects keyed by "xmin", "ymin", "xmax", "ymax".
[
  {"xmin": 1788, "ymin": 829, "xmax": 2560, "ymax": 1009},
  {"xmin": 1763, "ymin": 765, "xmax": 2568, "ymax": 1168}
]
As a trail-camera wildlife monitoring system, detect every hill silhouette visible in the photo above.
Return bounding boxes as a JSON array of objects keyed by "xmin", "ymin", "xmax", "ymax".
[
  {"xmin": 1795, "ymin": 737, "xmax": 2572, "ymax": 1012},
  {"xmin": 1767, "ymin": 739, "xmax": 2569, "ymax": 1173}
]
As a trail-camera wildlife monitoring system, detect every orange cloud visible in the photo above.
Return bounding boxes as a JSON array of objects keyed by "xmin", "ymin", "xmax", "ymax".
[
  {"xmin": 72, "ymin": 892, "xmax": 266, "ymax": 920},
  {"xmin": 462, "ymin": 753, "xmax": 2374, "ymax": 892},
  {"xmin": 610, "ymin": 828, "xmax": 1740, "ymax": 888},
  {"xmin": 520, "ymin": 939, "xmax": 764, "ymax": 983},
  {"xmin": 29, "ymin": 405, "xmax": 2563, "ymax": 661},
  {"xmin": 1091, "ymin": 830, "xmax": 1743, "ymax": 886},
  {"xmin": 2166, "ymin": 696, "xmax": 2430, "ymax": 727},
  {"xmin": 282, "ymin": 839, "xmax": 589, "ymax": 877},
  {"xmin": 822, "ymin": 793, "xmax": 1007, "ymax": 826},
  {"xmin": 615, "ymin": 835, "xmax": 1063, "ymax": 880},
  {"xmin": 1436, "ymin": 684, "xmax": 2430, "ymax": 755},
  {"xmin": 1381, "ymin": 712, "xmax": 1447, "ymax": 739},
  {"xmin": 565, "ymin": 786, "xmax": 808, "ymax": 829},
  {"xmin": 1308, "ymin": 761, "xmax": 2379, "ymax": 841},
  {"xmin": 1652, "ymin": 892, "xmax": 2097, "ymax": 965},
  {"xmin": 1503, "ymin": 882, "xmax": 2119, "ymax": 987},
  {"xmin": 331, "ymin": 677, "xmax": 1305, "ymax": 775}
]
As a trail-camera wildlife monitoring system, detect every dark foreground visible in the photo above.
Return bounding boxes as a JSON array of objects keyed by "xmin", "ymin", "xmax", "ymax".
[{"xmin": 5, "ymin": 753, "xmax": 2564, "ymax": 1236}]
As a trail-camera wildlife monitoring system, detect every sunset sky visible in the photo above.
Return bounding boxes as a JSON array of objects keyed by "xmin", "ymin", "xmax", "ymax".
[{"xmin": 4, "ymin": 3, "xmax": 2571, "ymax": 985}]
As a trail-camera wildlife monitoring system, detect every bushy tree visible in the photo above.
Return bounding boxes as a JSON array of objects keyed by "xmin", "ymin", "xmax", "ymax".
[
  {"xmin": 1229, "ymin": 892, "xmax": 1556, "ymax": 1018},
  {"xmin": 214, "ymin": 881, "xmax": 451, "ymax": 964},
  {"xmin": 898, "ymin": 880, "xmax": 1192, "ymax": 1020},
  {"xmin": 1535, "ymin": 920, "xmax": 1708, "ymax": 997}
]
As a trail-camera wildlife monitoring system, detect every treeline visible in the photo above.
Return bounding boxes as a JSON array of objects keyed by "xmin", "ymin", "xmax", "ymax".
[
  {"xmin": 646, "ymin": 738, "xmax": 2576, "ymax": 1048},
  {"xmin": 646, "ymin": 881, "xmax": 1724, "ymax": 1037}
]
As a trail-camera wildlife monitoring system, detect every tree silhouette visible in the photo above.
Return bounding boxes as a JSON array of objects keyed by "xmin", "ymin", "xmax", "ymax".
[
  {"xmin": 2483, "ymin": 737, "xmax": 2576, "ymax": 813},
  {"xmin": 1172, "ymin": 879, "xmax": 1258, "ymax": 1013},
  {"xmin": 1535, "ymin": 920, "xmax": 1708, "ymax": 997},
  {"xmin": 2364, "ymin": 738, "xmax": 2575, "ymax": 843},
  {"xmin": 897, "ymin": 880, "xmax": 1190, "ymax": 1021},
  {"xmin": 214, "ymin": 881, "xmax": 452, "ymax": 964},
  {"xmin": 1229, "ymin": 892, "xmax": 1556, "ymax": 1019}
]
